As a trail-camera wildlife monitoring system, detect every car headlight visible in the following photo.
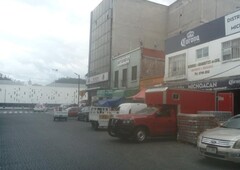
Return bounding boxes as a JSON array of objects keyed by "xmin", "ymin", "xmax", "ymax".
[
  {"xmin": 122, "ymin": 119, "xmax": 133, "ymax": 124},
  {"xmin": 233, "ymin": 140, "xmax": 240, "ymax": 149},
  {"xmin": 197, "ymin": 135, "xmax": 202, "ymax": 144}
]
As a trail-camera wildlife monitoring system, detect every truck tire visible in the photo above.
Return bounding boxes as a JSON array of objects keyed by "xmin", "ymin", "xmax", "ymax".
[
  {"xmin": 108, "ymin": 128, "xmax": 117, "ymax": 137},
  {"xmin": 91, "ymin": 122, "xmax": 99, "ymax": 130},
  {"xmin": 134, "ymin": 127, "xmax": 147, "ymax": 143}
]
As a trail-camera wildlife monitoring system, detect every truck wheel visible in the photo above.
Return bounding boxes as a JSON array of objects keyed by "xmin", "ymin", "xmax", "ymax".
[
  {"xmin": 134, "ymin": 128, "xmax": 147, "ymax": 143},
  {"xmin": 91, "ymin": 122, "xmax": 99, "ymax": 130},
  {"xmin": 108, "ymin": 128, "xmax": 116, "ymax": 137}
]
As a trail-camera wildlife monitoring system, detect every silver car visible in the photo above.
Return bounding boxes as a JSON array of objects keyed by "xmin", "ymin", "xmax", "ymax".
[{"xmin": 197, "ymin": 114, "xmax": 240, "ymax": 163}]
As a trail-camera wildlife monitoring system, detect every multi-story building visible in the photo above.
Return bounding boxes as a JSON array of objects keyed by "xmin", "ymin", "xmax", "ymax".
[
  {"xmin": 87, "ymin": 0, "xmax": 240, "ymax": 104},
  {"xmin": 164, "ymin": 9, "xmax": 240, "ymax": 115},
  {"xmin": 110, "ymin": 47, "xmax": 164, "ymax": 98},
  {"xmin": 87, "ymin": 0, "xmax": 168, "ymax": 102},
  {"xmin": 0, "ymin": 81, "xmax": 87, "ymax": 107}
]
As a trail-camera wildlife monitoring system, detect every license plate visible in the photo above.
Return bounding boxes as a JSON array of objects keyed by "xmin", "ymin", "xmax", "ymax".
[{"xmin": 206, "ymin": 146, "xmax": 217, "ymax": 154}]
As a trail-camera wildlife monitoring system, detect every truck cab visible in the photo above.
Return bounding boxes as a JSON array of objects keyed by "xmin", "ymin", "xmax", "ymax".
[{"xmin": 108, "ymin": 104, "xmax": 177, "ymax": 142}]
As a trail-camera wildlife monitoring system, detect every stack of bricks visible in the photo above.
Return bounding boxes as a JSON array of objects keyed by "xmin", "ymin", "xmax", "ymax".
[{"xmin": 177, "ymin": 113, "xmax": 219, "ymax": 145}]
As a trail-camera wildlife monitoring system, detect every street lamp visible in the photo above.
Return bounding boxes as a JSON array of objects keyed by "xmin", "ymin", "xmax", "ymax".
[{"xmin": 74, "ymin": 72, "xmax": 80, "ymax": 107}]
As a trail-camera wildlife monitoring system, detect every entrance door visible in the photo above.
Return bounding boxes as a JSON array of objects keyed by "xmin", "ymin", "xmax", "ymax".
[{"xmin": 218, "ymin": 92, "xmax": 234, "ymax": 115}]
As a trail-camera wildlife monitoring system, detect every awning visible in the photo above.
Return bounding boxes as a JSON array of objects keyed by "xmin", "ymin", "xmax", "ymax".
[
  {"xmin": 130, "ymin": 88, "xmax": 146, "ymax": 100},
  {"xmin": 97, "ymin": 97, "xmax": 123, "ymax": 108},
  {"xmin": 112, "ymin": 88, "xmax": 139, "ymax": 98}
]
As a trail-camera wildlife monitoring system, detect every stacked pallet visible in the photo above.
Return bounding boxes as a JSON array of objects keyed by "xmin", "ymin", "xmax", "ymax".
[{"xmin": 177, "ymin": 113, "xmax": 219, "ymax": 145}]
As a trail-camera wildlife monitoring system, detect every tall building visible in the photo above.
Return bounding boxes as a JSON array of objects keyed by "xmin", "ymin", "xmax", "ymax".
[
  {"xmin": 167, "ymin": 0, "xmax": 240, "ymax": 38},
  {"xmin": 87, "ymin": 0, "xmax": 240, "ymax": 104},
  {"xmin": 87, "ymin": 0, "xmax": 168, "ymax": 102}
]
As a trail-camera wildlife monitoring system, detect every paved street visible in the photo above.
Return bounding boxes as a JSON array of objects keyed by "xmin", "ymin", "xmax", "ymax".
[{"xmin": 0, "ymin": 111, "xmax": 239, "ymax": 170}]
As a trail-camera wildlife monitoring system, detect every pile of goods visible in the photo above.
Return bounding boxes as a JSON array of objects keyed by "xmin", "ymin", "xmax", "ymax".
[
  {"xmin": 177, "ymin": 113, "xmax": 219, "ymax": 145},
  {"xmin": 197, "ymin": 111, "xmax": 232, "ymax": 123}
]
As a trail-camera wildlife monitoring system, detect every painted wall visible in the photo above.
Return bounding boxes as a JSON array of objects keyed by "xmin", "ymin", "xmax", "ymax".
[{"xmin": 0, "ymin": 84, "xmax": 87, "ymax": 105}]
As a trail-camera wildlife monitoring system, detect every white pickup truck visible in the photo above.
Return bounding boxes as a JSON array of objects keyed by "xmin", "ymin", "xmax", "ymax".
[
  {"xmin": 89, "ymin": 103, "xmax": 147, "ymax": 130},
  {"xmin": 89, "ymin": 107, "xmax": 112, "ymax": 130}
]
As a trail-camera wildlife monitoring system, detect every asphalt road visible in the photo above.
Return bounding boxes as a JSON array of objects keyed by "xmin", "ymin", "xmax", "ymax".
[{"xmin": 0, "ymin": 111, "xmax": 239, "ymax": 170}]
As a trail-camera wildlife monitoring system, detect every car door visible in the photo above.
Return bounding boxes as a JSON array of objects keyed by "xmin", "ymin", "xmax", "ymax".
[{"xmin": 151, "ymin": 105, "xmax": 177, "ymax": 136}]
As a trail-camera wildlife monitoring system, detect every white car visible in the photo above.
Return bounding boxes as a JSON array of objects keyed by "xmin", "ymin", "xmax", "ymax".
[
  {"xmin": 33, "ymin": 104, "xmax": 47, "ymax": 112},
  {"xmin": 197, "ymin": 114, "xmax": 240, "ymax": 163},
  {"xmin": 53, "ymin": 107, "xmax": 68, "ymax": 121}
]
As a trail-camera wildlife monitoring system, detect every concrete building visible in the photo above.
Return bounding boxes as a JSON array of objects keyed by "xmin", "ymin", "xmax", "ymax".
[
  {"xmin": 167, "ymin": 0, "xmax": 240, "ymax": 38},
  {"xmin": 0, "ymin": 82, "xmax": 87, "ymax": 106},
  {"xmin": 87, "ymin": 0, "xmax": 168, "ymax": 102},
  {"xmin": 87, "ymin": 0, "xmax": 240, "ymax": 104},
  {"xmin": 164, "ymin": 9, "xmax": 240, "ymax": 115},
  {"xmin": 111, "ymin": 47, "xmax": 164, "ymax": 96}
]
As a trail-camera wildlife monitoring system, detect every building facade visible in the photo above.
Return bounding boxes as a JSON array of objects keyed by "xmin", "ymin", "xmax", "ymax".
[
  {"xmin": 87, "ymin": 0, "xmax": 168, "ymax": 102},
  {"xmin": 167, "ymin": 0, "xmax": 240, "ymax": 38},
  {"xmin": 164, "ymin": 9, "xmax": 240, "ymax": 115},
  {"xmin": 0, "ymin": 83, "xmax": 87, "ymax": 106},
  {"xmin": 87, "ymin": 0, "xmax": 240, "ymax": 104},
  {"xmin": 111, "ymin": 47, "xmax": 164, "ymax": 90}
]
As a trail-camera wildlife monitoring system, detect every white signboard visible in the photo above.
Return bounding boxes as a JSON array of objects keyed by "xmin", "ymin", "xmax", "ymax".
[
  {"xmin": 225, "ymin": 10, "xmax": 240, "ymax": 36},
  {"xmin": 86, "ymin": 72, "xmax": 108, "ymax": 85},
  {"xmin": 117, "ymin": 55, "xmax": 130, "ymax": 67}
]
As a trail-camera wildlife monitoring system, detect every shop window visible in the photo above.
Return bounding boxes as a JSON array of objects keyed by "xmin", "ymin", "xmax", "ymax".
[
  {"xmin": 168, "ymin": 53, "xmax": 186, "ymax": 77},
  {"xmin": 222, "ymin": 38, "xmax": 240, "ymax": 61},
  {"xmin": 114, "ymin": 71, "xmax": 119, "ymax": 88},
  {"xmin": 131, "ymin": 66, "xmax": 137, "ymax": 81},
  {"xmin": 196, "ymin": 47, "xmax": 209, "ymax": 59}
]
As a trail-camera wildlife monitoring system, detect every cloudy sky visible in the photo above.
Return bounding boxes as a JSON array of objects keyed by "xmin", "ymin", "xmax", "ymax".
[{"xmin": 0, "ymin": 0, "xmax": 176, "ymax": 85}]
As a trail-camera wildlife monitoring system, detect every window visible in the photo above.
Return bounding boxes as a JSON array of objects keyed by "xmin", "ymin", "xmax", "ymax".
[
  {"xmin": 222, "ymin": 38, "xmax": 240, "ymax": 61},
  {"xmin": 196, "ymin": 47, "xmax": 209, "ymax": 59},
  {"xmin": 172, "ymin": 93, "xmax": 180, "ymax": 100},
  {"xmin": 114, "ymin": 71, "xmax": 118, "ymax": 88},
  {"xmin": 122, "ymin": 69, "xmax": 127, "ymax": 87},
  {"xmin": 131, "ymin": 66, "xmax": 137, "ymax": 81},
  {"xmin": 168, "ymin": 54, "xmax": 186, "ymax": 77}
]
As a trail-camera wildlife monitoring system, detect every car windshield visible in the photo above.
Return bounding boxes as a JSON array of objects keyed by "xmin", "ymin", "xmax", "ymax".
[
  {"xmin": 135, "ymin": 107, "xmax": 158, "ymax": 115},
  {"xmin": 221, "ymin": 116, "xmax": 240, "ymax": 129}
]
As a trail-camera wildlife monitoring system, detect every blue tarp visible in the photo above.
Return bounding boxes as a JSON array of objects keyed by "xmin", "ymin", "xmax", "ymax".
[{"xmin": 97, "ymin": 98, "xmax": 123, "ymax": 108}]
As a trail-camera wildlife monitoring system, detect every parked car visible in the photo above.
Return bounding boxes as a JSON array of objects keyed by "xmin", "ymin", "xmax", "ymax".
[
  {"xmin": 197, "ymin": 114, "xmax": 240, "ymax": 163},
  {"xmin": 33, "ymin": 103, "xmax": 47, "ymax": 112},
  {"xmin": 53, "ymin": 107, "xmax": 68, "ymax": 121},
  {"xmin": 78, "ymin": 106, "xmax": 90, "ymax": 121},
  {"xmin": 67, "ymin": 107, "xmax": 80, "ymax": 117}
]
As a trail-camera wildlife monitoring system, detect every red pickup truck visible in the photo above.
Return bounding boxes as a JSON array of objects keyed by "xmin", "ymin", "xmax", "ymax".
[{"xmin": 108, "ymin": 104, "xmax": 177, "ymax": 142}]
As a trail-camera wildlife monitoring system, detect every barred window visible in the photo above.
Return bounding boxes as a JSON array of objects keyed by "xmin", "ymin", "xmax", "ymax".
[
  {"xmin": 196, "ymin": 47, "xmax": 209, "ymax": 59},
  {"xmin": 222, "ymin": 38, "xmax": 240, "ymax": 61},
  {"xmin": 122, "ymin": 69, "xmax": 127, "ymax": 87},
  {"xmin": 168, "ymin": 53, "xmax": 186, "ymax": 77},
  {"xmin": 114, "ymin": 71, "xmax": 118, "ymax": 88}
]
